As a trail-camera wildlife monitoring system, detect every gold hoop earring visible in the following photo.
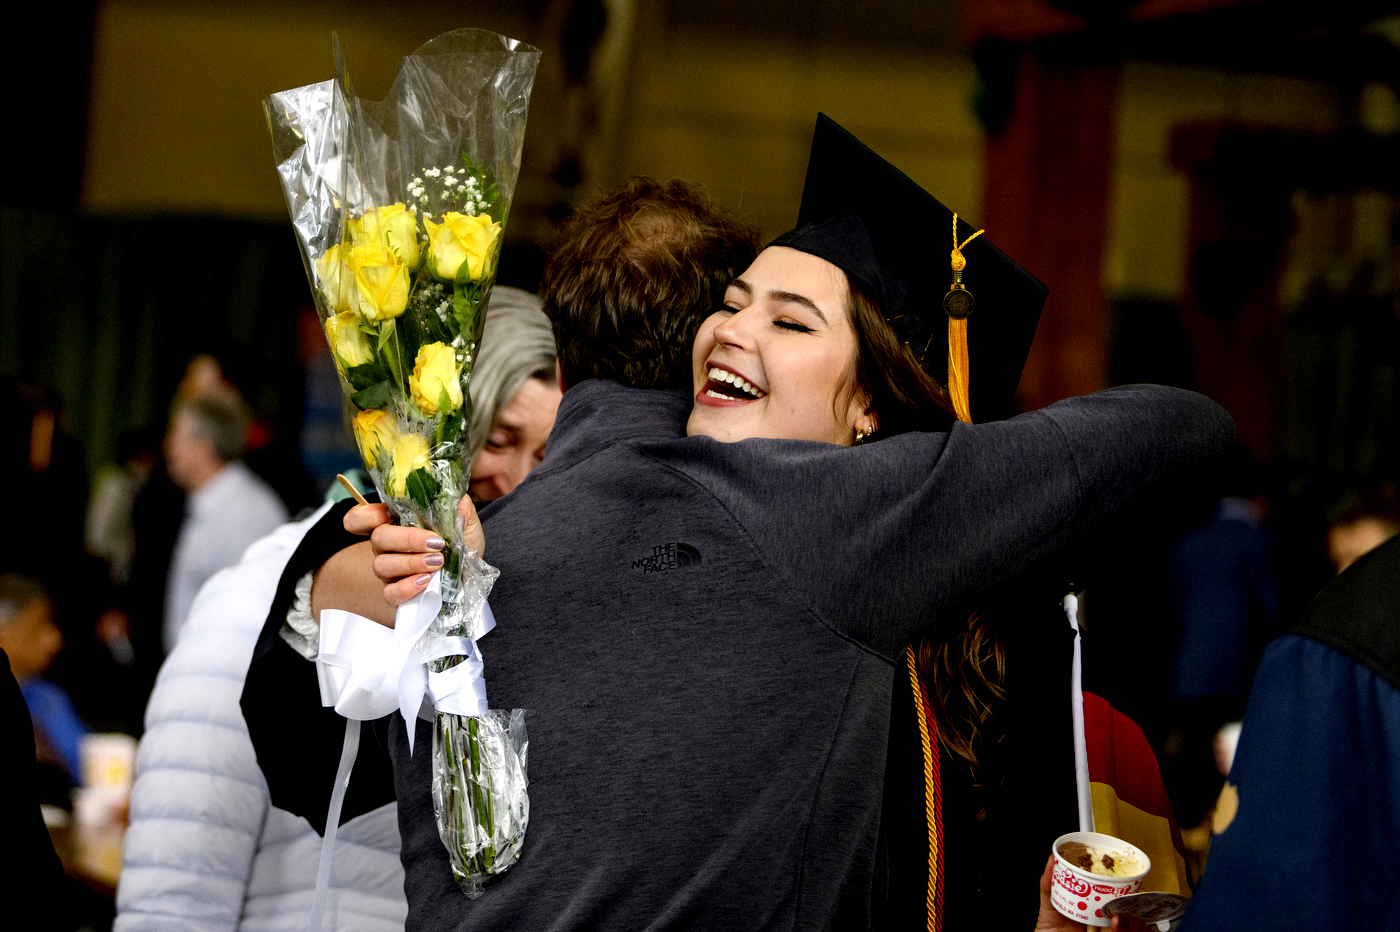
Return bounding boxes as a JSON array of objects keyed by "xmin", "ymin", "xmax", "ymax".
[{"xmin": 854, "ymin": 426, "xmax": 871, "ymax": 444}]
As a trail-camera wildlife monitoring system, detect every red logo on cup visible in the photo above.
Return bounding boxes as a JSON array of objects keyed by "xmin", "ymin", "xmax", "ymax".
[{"xmin": 1054, "ymin": 864, "xmax": 1091, "ymax": 897}]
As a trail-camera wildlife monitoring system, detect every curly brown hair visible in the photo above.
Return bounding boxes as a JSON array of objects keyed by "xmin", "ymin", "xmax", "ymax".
[{"xmin": 543, "ymin": 178, "xmax": 761, "ymax": 391}]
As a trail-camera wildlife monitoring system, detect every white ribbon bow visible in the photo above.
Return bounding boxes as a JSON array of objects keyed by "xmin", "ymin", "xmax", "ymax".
[
  {"xmin": 308, "ymin": 572, "xmax": 496, "ymax": 932},
  {"xmin": 315, "ymin": 570, "xmax": 496, "ymax": 753}
]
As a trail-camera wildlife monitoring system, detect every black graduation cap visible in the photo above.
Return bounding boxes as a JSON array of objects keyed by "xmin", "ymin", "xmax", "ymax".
[{"xmin": 771, "ymin": 114, "xmax": 1047, "ymax": 422}]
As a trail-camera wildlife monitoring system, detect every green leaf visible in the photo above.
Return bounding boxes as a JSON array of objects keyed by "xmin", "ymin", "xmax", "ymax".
[
  {"xmin": 375, "ymin": 318, "xmax": 396, "ymax": 353},
  {"xmin": 344, "ymin": 361, "xmax": 390, "ymax": 391},
  {"xmin": 433, "ymin": 385, "xmax": 461, "ymax": 446},
  {"xmin": 423, "ymin": 304, "xmax": 452, "ymax": 345},
  {"xmin": 439, "ymin": 411, "xmax": 463, "ymax": 445},
  {"xmin": 397, "ymin": 330, "xmax": 421, "ymax": 381},
  {"xmin": 452, "ymin": 285, "xmax": 480, "ymax": 345},
  {"xmin": 405, "ymin": 466, "xmax": 439, "ymax": 510},
  {"xmin": 349, "ymin": 379, "xmax": 391, "ymax": 411},
  {"xmin": 376, "ymin": 319, "xmax": 410, "ymax": 388}
]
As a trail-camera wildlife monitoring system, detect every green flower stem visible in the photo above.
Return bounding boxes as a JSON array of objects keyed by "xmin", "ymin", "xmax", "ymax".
[
  {"xmin": 376, "ymin": 319, "xmax": 405, "ymax": 391},
  {"xmin": 432, "ymin": 678, "xmax": 497, "ymax": 880},
  {"xmin": 467, "ymin": 716, "xmax": 497, "ymax": 871}
]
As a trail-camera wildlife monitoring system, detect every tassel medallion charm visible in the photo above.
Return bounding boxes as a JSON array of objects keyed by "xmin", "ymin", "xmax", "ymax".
[{"xmin": 945, "ymin": 214, "xmax": 984, "ymax": 424}]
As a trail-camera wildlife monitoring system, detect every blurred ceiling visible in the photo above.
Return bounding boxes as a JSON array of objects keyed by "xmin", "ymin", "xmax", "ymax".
[
  {"xmin": 9, "ymin": 0, "xmax": 1400, "ymax": 214},
  {"xmin": 968, "ymin": 0, "xmax": 1400, "ymax": 89},
  {"xmin": 663, "ymin": 0, "xmax": 961, "ymax": 52}
]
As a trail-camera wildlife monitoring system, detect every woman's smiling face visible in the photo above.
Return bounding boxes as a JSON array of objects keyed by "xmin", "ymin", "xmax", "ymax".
[{"xmin": 686, "ymin": 246, "xmax": 874, "ymax": 445}]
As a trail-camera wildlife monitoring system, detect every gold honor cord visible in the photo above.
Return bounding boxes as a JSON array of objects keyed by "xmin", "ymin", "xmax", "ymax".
[
  {"xmin": 906, "ymin": 648, "xmax": 943, "ymax": 931},
  {"xmin": 945, "ymin": 214, "xmax": 984, "ymax": 425}
]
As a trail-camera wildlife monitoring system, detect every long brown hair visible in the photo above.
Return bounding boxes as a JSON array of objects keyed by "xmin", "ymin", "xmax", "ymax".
[
  {"xmin": 843, "ymin": 274, "xmax": 1006, "ymax": 785},
  {"xmin": 843, "ymin": 275, "xmax": 955, "ymax": 437}
]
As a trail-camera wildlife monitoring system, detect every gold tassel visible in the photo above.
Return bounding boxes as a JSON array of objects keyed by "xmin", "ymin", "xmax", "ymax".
[
  {"xmin": 945, "ymin": 213, "xmax": 983, "ymax": 425},
  {"xmin": 948, "ymin": 318, "xmax": 971, "ymax": 424}
]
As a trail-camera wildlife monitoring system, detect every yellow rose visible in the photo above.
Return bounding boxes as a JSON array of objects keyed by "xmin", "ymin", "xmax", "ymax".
[
  {"xmin": 423, "ymin": 212, "xmax": 500, "ymax": 282},
  {"xmin": 385, "ymin": 433, "xmax": 432, "ymax": 499},
  {"xmin": 409, "ymin": 342, "xmax": 463, "ymax": 416},
  {"xmin": 315, "ymin": 244, "xmax": 354, "ymax": 313},
  {"xmin": 349, "ymin": 244, "xmax": 411, "ymax": 321},
  {"xmin": 352, "ymin": 409, "xmax": 398, "ymax": 468},
  {"xmin": 350, "ymin": 203, "xmax": 422, "ymax": 271},
  {"xmin": 325, "ymin": 311, "xmax": 374, "ymax": 370}
]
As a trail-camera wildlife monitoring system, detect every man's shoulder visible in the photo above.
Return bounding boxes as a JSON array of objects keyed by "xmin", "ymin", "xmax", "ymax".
[{"xmin": 1292, "ymin": 535, "xmax": 1400, "ymax": 691}]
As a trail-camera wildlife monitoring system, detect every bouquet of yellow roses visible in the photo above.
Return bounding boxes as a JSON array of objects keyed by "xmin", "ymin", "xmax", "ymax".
[{"xmin": 266, "ymin": 29, "xmax": 540, "ymax": 898}]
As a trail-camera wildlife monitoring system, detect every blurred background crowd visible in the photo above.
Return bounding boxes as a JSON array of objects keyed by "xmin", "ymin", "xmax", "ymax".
[{"xmin": 1, "ymin": 0, "xmax": 1398, "ymax": 928}]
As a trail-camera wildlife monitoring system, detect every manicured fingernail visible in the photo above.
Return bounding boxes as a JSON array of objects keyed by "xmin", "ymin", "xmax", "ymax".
[
  {"xmin": 415, "ymin": 574, "xmax": 432, "ymax": 586},
  {"xmin": 458, "ymin": 513, "xmax": 467, "ymax": 533},
  {"xmin": 426, "ymin": 535, "xmax": 445, "ymax": 550},
  {"xmin": 423, "ymin": 552, "xmax": 444, "ymax": 568}
]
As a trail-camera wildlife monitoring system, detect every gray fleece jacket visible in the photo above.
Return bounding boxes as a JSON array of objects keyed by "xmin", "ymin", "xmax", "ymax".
[{"xmin": 374, "ymin": 379, "xmax": 1233, "ymax": 931}]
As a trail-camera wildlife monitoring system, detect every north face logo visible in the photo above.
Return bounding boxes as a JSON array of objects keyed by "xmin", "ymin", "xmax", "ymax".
[{"xmin": 632, "ymin": 542, "xmax": 702, "ymax": 574}]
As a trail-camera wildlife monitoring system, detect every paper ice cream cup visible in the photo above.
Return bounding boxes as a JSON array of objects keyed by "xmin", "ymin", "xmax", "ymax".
[
  {"xmin": 75, "ymin": 733, "xmax": 137, "ymax": 826},
  {"xmin": 1050, "ymin": 832, "xmax": 1151, "ymax": 927},
  {"xmin": 80, "ymin": 732, "xmax": 137, "ymax": 790}
]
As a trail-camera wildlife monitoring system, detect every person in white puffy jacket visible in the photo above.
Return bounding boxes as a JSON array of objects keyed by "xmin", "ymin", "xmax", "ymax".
[
  {"xmin": 116, "ymin": 288, "xmax": 558, "ymax": 930},
  {"xmin": 114, "ymin": 503, "xmax": 407, "ymax": 932}
]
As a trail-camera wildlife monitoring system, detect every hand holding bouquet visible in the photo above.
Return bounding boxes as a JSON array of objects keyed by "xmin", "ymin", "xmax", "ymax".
[{"xmin": 266, "ymin": 28, "xmax": 540, "ymax": 898}]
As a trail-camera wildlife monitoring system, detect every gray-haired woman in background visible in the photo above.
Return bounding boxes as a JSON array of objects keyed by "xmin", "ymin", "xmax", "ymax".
[{"xmin": 465, "ymin": 286, "xmax": 562, "ymax": 503}]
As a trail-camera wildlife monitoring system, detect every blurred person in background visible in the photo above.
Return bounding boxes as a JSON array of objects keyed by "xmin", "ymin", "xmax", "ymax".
[
  {"xmin": 175, "ymin": 353, "xmax": 243, "ymax": 407},
  {"xmin": 116, "ymin": 289, "xmax": 558, "ymax": 932},
  {"xmin": 187, "ymin": 346, "xmax": 318, "ymax": 513},
  {"xmin": 1160, "ymin": 444, "xmax": 1279, "ymax": 830},
  {"xmin": 0, "ymin": 574, "xmax": 87, "ymax": 806},
  {"xmin": 1173, "ymin": 530, "xmax": 1400, "ymax": 931},
  {"xmin": 0, "ymin": 378, "xmax": 144, "ymax": 737},
  {"xmin": 1, "ymin": 642, "xmax": 70, "ymax": 930},
  {"xmin": 163, "ymin": 393, "xmax": 288, "ymax": 652},
  {"xmin": 0, "ymin": 378, "xmax": 88, "ymax": 580},
  {"xmin": 79, "ymin": 426, "xmax": 162, "ymax": 733},
  {"xmin": 1325, "ymin": 484, "xmax": 1399, "ymax": 575},
  {"xmin": 125, "ymin": 354, "xmax": 264, "ymax": 703},
  {"xmin": 86, "ymin": 426, "xmax": 164, "ymax": 589}
]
